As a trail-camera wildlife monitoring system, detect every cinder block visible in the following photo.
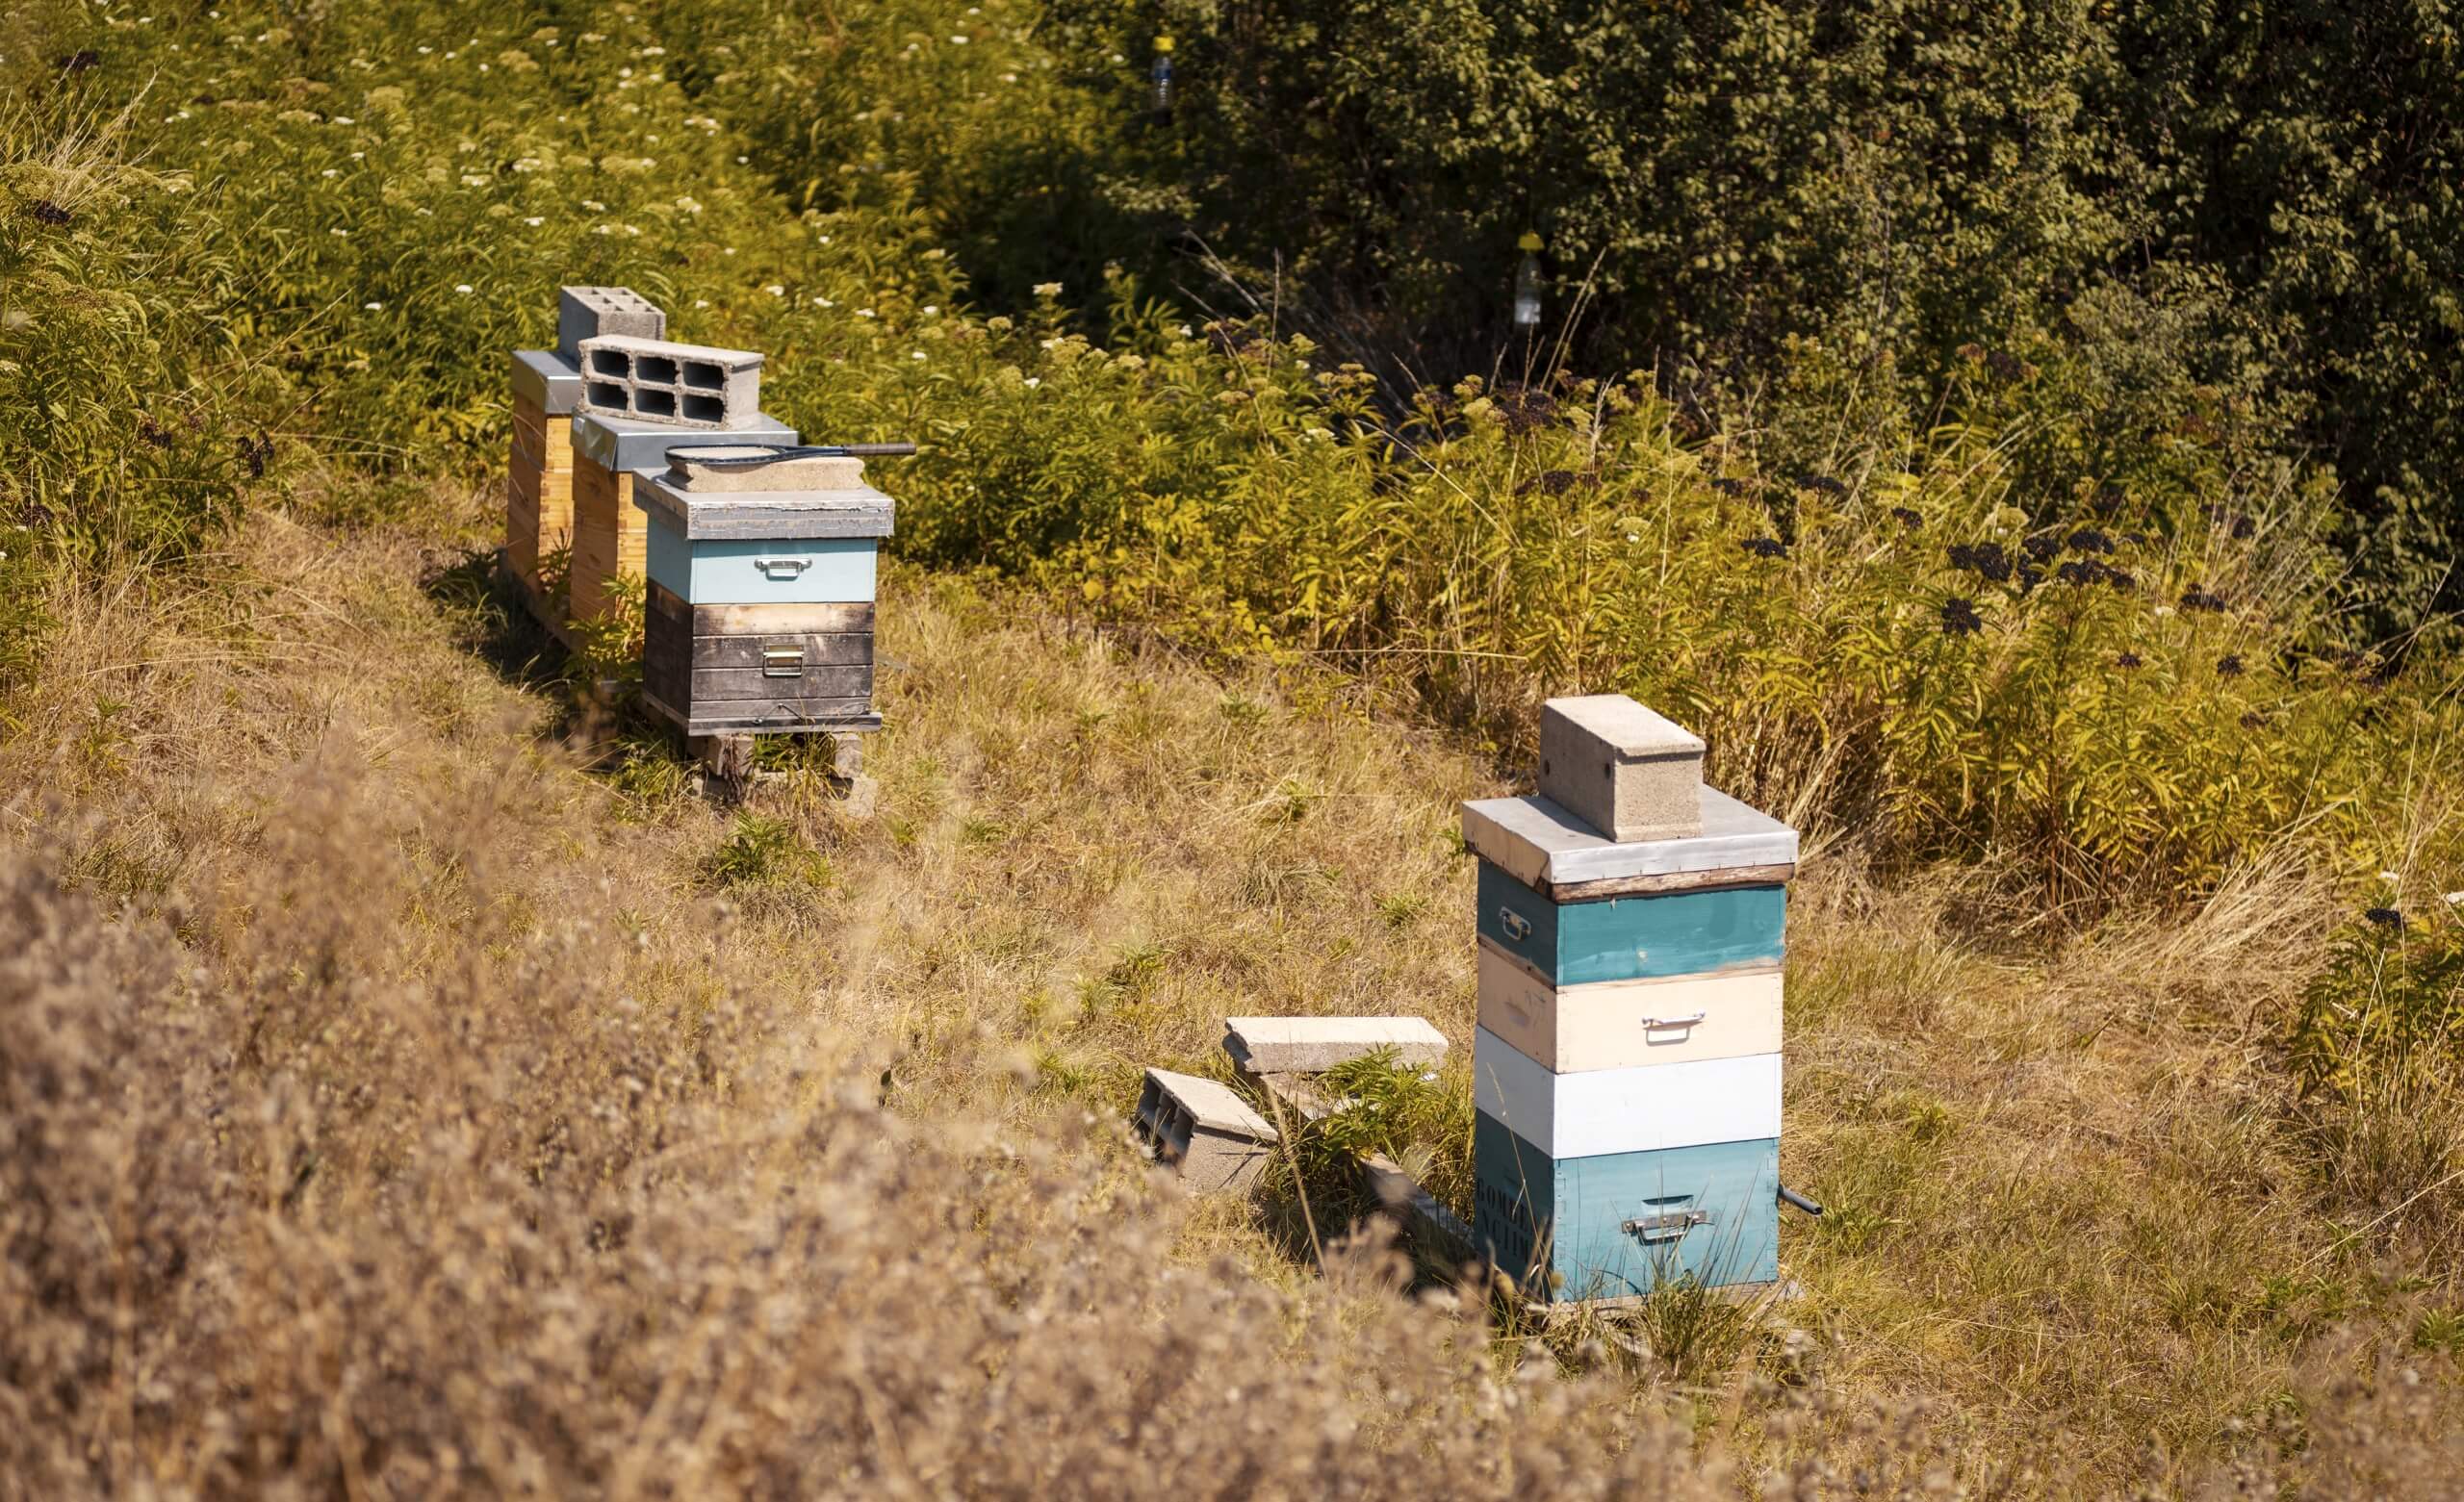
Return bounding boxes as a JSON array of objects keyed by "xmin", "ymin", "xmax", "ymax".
[
  {"xmin": 665, "ymin": 446, "xmax": 869, "ymax": 492},
  {"xmin": 1222, "ymin": 1016, "xmax": 1450, "ymax": 1074},
  {"xmin": 577, "ymin": 335, "xmax": 764, "ymax": 431},
  {"xmin": 1537, "ymin": 695, "xmax": 1706, "ymax": 843},
  {"xmin": 512, "ymin": 348, "xmax": 583, "ymax": 416},
  {"xmin": 556, "ymin": 286, "xmax": 664, "ymax": 362},
  {"xmin": 1135, "ymin": 1069, "xmax": 1278, "ymax": 1193}
]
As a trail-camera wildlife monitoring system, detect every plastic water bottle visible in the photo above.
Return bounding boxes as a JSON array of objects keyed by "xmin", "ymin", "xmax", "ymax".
[
  {"xmin": 1513, "ymin": 232, "xmax": 1543, "ymax": 332},
  {"xmin": 1151, "ymin": 36, "xmax": 1175, "ymax": 119}
]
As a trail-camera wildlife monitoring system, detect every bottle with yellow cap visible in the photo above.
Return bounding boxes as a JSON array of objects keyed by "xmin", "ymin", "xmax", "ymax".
[
  {"xmin": 1151, "ymin": 35, "xmax": 1175, "ymax": 119},
  {"xmin": 1513, "ymin": 231, "xmax": 1544, "ymax": 333}
]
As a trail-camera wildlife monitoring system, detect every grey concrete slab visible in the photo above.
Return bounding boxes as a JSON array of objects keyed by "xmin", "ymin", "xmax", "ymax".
[{"xmin": 1223, "ymin": 1015, "xmax": 1450, "ymax": 1074}]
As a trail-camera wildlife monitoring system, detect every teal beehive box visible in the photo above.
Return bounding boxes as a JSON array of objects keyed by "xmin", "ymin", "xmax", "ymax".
[
  {"xmin": 635, "ymin": 446, "xmax": 893, "ymax": 738},
  {"xmin": 1462, "ymin": 696, "xmax": 1800, "ymax": 1303}
]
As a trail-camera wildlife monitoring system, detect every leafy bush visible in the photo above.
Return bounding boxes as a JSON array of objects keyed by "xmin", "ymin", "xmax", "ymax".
[
  {"xmin": 1040, "ymin": 0, "xmax": 2464, "ymax": 629},
  {"xmin": 10, "ymin": 0, "xmax": 2457, "ymax": 910},
  {"xmin": 2292, "ymin": 905, "xmax": 2464, "ymax": 1105}
]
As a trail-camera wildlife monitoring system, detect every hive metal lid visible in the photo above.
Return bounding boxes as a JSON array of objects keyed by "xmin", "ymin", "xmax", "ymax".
[
  {"xmin": 633, "ymin": 467, "xmax": 895, "ymax": 541},
  {"xmin": 572, "ymin": 410, "xmax": 797, "ymax": 471},
  {"xmin": 1461, "ymin": 786, "xmax": 1797, "ymax": 890},
  {"xmin": 510, "ymin": 348, "xmax": 582, "ymax": 415}
]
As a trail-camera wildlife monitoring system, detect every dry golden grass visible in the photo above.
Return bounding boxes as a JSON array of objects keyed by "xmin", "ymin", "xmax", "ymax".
[{"xmin": 4, "ymin": 485, "xmax": 2461, "ymax": 1496}]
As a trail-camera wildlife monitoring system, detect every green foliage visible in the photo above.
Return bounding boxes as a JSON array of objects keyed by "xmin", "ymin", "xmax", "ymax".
[
  {"xmin": 7, "ymin": 0, "xmax": 2459, "ymax": 911},
  {"xmin": 702, "ymin": 812, "xmax": 833, "ymax": 892},
  {"xmin": 2292, "ymin": 908, "xmax": 2464, "ymax": 1105},
  {"xmin": 1301, "ymin": 1048, "xmax": 1474, "ymax": 1211},
  {"xmin": 1045, "ymin": 0, "xmax": 2464, "ymax": 629}
]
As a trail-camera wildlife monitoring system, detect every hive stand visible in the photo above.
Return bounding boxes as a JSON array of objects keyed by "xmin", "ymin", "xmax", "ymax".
[{"xmin": 1463, "ymin": 695, "xmax": 1803, "ymax": 1306}]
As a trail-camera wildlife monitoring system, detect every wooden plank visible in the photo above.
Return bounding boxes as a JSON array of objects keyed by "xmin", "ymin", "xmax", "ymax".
[
  {"xmin": 1477, "ymin": 861, "xmax": 1786, "ymax": 986},
  {"xmin": 1547, "ymin": 863, "xmax": 1798, "ymax": 903},
  {"xmin": 642, "ymin": 686, "xmax": 881, "ymax": 736},
  {"xmin": 1470, "ymin": 1031, "xmax": 1781, "ymax": 1159},
  {"xmin": 689, "ymin": 663, "xmax": 873, "ymax": 702},
  {"xmin": 688, "ymin": 632, "xmax": 872, "ymax": 671},
  {"xmin": 1476, "ymin": 941, "xmax": 1783, "ymax": 1073},
  {"xmin": 690, "ymin": 600, "xmax": 875, "ymax": 637}
]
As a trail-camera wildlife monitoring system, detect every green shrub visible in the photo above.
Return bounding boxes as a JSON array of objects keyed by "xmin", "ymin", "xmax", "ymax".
[{"xmin": 2292, "ymin": 907, "xmax": 2464, "ymax": 1105}]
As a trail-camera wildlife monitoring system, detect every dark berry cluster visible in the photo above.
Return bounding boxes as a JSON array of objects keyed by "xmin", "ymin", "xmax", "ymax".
[
  {"xmin": 1940, "ymin": 598, "xmax": 1983, "ymax": 636},
  {"xmin": 1891, "ymin": 506, "xmax": 1923, "ymax": 527},
  {"xmin": 1709, "ymin": 476, "xmax": 1749, "ymax": 497},
  {"xmin": 2365, "ymin": 906, "xmax": 2404, "ymax": 931},
  {"xmin": 2217, "ymin": 654, "xmax": 2245, "ymax": 677},
  {"xmin": 1795, "ymin": 472, "xmax": 1847, "ymax": 496},
  {"xmin": 2022, "ymin": 535, "xmax": 2061, "ymax": 564},
  {"xmin": 1517, "ymin": 469, "xmax": 1580, "ymax": 496},
  {"xmin": 2115, "ymin": 650, "xmax": 2143, "ymax": 669},
  {"xmin": 2057, "ymin": 559, "xmax": 2135, "ymax": 588},
  {"xmin": 56, "ymin": 49, "xmax": 100, "ymax": 72},
  {"xmin": 139, "ymin": 417, "xmax": 174, "ymax": 449},
  {"xmin": 1740, "ymin": 537, "xmax": 1788, "ymax": 560},
  {"xmin": 2180, "ymin": 586, "xmax": 2230, "ymax": 612},
  {"xmin": 28, "ymin": 199, "xmax": 72, "ymax": 226},
  {"xmin": 238, "ymin": 433, "xmax": 273, "ymax": 479},
  {"xmin": 2066, "ymin": 528, "xmax": 2114, "ymax": 554},
  {"xmin": 1947, "ymin": 542, "xmax": 2013, "ymax": 582}
]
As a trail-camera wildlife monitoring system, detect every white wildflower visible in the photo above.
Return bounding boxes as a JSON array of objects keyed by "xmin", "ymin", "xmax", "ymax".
[
  {"xmin": 1033, "ymin": 281, "xmax": 1063, "ymax": 297},
  {"xmin": 454, "ymin": 283, "xmax": 474, "ymax": 293},
  {"xmin": 363, "ymin": 301, "xmax": 382, "ymax": 310}
]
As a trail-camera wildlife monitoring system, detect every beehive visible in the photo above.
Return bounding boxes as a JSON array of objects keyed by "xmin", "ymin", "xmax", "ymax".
[
  {"xmin": 505, "ymin": 349, "xmax": 579, "ymax": 598},
  {"xmin": 634, "ymin": 450, "xmax": 890, "ymax": 736},
  {"xmin": 567, "ymin": 411, "xmax": 796, "ymax": 625},
  {"xmin": 1462, "ymin": 700, "xmax": 1799, "ymax": 1304}
]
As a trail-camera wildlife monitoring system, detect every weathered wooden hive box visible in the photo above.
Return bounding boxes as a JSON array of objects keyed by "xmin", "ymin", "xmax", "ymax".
[
  {"xmin": 568, "ymin": 411, "xmax": 797, "ymax": 624},
  {"xmin": 1463, "ymin": 697, "xmax": 1799, "ymax": 1303},
  {"xmin": 635, "ymin": 447, "xmax": 892, "ymax": 737}
]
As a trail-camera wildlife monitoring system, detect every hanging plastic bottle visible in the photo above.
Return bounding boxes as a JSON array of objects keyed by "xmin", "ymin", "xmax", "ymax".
[
  {"xmin": 1151, "ymin": 35, "xmax": 1175, "ymax": 119},
  {"xmin": 1513, "ymin": 232, "xmax": 1544, "ymax": 333}
]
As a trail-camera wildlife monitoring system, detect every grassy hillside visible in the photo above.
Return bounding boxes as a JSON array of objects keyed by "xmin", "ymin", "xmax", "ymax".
[{"xmin": 5, "ymin": 0, "xmax": 2464, "ymax": 1494}]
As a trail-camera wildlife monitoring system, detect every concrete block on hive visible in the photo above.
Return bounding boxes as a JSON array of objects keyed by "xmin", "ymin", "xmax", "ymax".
[
  {"xmin": 556, "ymin": 286, "xmax": 664, "ymax": 362},
  {"xmin": 573, "ymin": 410, "xmax": 796, "ymax": 472},
  {"xmin": 664, "ymin": 445, "xmax": 869, "ymax": 493},
  {"xmin": 1135, "ymin": 1069, "xmax": 1277, "ymax": 1193},
  {"xmin": 511, "ymin": 348, "xmax": 584, "ymax": 416},
  {"xmin": 578, "ymin": 335, "xmax": 764, "ymax": 430},
  {"xmin": 1222, "ymin": 1016, "xmax": 1450, "ymax": 1075},
  {"xmin": 1537, "ymin": 694, "xmax": 1706, "ymax": 843}
]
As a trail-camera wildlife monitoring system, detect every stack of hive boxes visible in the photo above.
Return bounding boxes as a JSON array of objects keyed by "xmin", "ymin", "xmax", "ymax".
[
  {"xmin": 637, "ymin": 446, "xmax": 890, "ymax": 737},
  {"xmin": 505, "ymin": 340, "xmax": 583, "ymax": 604},
  {"xmin": 518, "ymin": 287, "xmax": 799, "ymax": 627},
  {"xmin": 1463, "ymin": 695, "xmax": 1798, "ymax": 1303}
]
